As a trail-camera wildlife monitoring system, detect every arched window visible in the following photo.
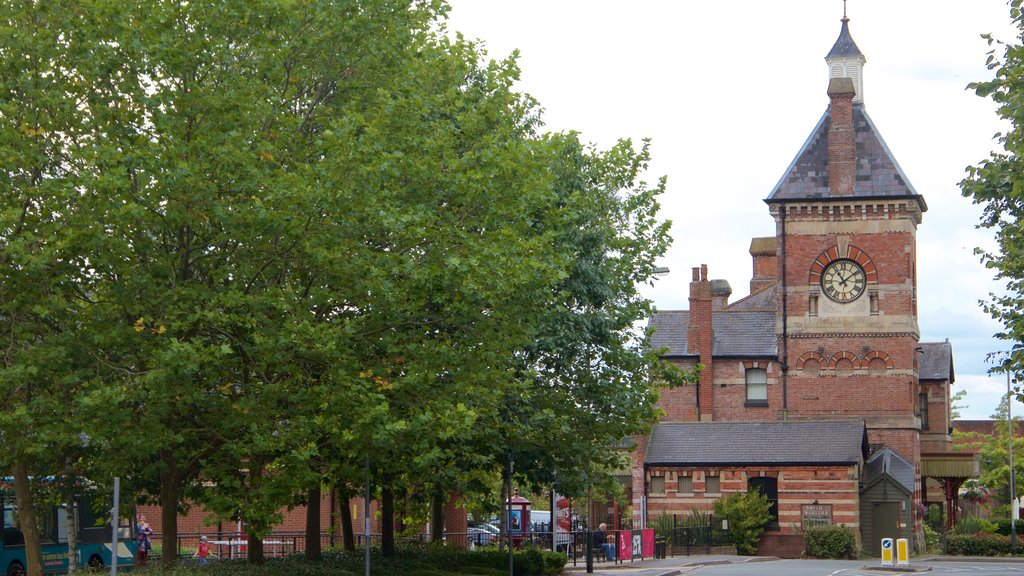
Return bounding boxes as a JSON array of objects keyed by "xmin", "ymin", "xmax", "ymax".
[{"xmin": 745, "ymin": 368, "xmax": 768, "ymax": 406}]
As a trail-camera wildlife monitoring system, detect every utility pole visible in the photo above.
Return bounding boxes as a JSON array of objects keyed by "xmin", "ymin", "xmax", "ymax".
[{"xmin": 1010, "ymin": 368, "xmax": 1018, "ymax": 556}]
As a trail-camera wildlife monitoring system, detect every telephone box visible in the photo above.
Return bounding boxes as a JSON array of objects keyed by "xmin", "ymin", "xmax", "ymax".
[{"xmin": 506, "ymin": 490, "xmax": 531, "ymax": 545}]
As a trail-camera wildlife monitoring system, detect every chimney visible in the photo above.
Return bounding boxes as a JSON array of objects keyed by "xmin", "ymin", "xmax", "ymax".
[
  {"xmin": 827, "ymin": 76, "xmax": 856, "ymax": 197},
  {"xmin": 749, "ymin": 237, "xmax": 777, "ymax": 294},
  {"xmin": 688, "ymin": 264, "xmax": 715, "ymax": 421},
  {"xmin": 711, "ymin": 279, "xmax": 732, "ymax": 310}
]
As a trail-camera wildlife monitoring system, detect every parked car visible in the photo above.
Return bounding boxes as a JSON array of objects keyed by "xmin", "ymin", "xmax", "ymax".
[{"xmin": 468, "ymin": 527, "xmax": 496, "ymax": 546}]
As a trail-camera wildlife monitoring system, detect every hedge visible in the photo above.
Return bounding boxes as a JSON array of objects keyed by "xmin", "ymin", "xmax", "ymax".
[{"xmin": 804, "ymin": 525, "xmax": 856, "ymax": 559}]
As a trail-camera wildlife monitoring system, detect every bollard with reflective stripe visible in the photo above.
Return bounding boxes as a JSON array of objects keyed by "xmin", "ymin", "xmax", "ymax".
[
  {"xmin": 880, "ymin": 538, "xmax": 894, "ymax": 567},
  {"xmin": 896, "ymin": 538, "xmax": 909, "ymax": 566}
]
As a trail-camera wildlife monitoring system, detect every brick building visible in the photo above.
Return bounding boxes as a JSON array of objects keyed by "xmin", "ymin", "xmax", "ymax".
[{"xmin": 632, "ymin": 14, "xmax": 976, "ymax": 556}]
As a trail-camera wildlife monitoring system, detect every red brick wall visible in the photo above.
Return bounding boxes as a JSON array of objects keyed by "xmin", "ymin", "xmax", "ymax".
[{"xmin": 644, "ymin": 465, "xmax": 860, "ymax": 536}]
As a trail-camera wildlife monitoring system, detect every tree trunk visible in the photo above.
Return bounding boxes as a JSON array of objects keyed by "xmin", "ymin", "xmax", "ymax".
[
  {"xmin": 65, "ymin": 483, "xmax": 78, "ymax": 576},
  {"xmin": 12, "ymin": 461, "xmax": 43, "ymax": 576},
  {"xmin": 159, "ymin": 451, "xmax": 181, "ymax": 568},
  {"xmin": 430, "ymin": 490, "xmax": 444, "ymax": 544},
  {"xmin": 305, "ymin": 486, "xmax": 321, "ymax": 560},
  {"xmin": 339, "ymin": 488, "xmax": 355, "ymax": 551},
  {"xmin": 248, "ymin": 533, "xmax": 264, "ymax": 565},
  {"xmin": 381, "ymin": 483, "xmax": 394, "ymax": 557}
]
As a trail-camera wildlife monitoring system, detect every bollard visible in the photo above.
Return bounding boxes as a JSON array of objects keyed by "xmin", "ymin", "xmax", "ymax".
[
  {"xmin": 896, "ymin": 538, "xmax": 909, "ymax": 567},
  {"xmin": 880, "ymin": 538, "xmax": 894, "ymax": 567}
]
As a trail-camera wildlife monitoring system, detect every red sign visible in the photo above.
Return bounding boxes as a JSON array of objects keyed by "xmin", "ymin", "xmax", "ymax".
[
  {"xmin": 641, "ymin": 528, "xmax": 655, "ymax": 557},
  {"xmin": 617, "ymin": 530, "xmax": 631, "ymax": 560}
]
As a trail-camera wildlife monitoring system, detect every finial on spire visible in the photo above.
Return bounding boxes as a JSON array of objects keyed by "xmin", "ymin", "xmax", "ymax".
[{"xmin": 843, "ymin": 0, "xmax": 848, "ymax": 20}]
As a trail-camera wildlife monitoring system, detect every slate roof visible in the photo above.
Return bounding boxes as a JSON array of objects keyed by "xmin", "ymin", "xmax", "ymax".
[
  {"xmin": 864, "ymin": 448, "xmax": 915, "ymax": 494},
  {"xmin": 765, "ymin": 105, "xmax": 926, "ymax": 210},
  {"xmin": 644, "ymin": 420, "xmax": 867, "ymax": 466},
  {"xmin": 920, "ymin": 340, "xmax": 954, "ymax": 382},
  {"xmin": 826, "ymin": 17, "xmax": 864, "ymax": 60},
  {"xmin": 726, "ymin": 284, "xmax": 777, "ymax": 312},
  {"xmin": 648, "ymin": 307, "xmax": 777, "ymax": 358},
  {"xmin": 649, "ymin": 310, "xmax": 690, "ymax": 357}
]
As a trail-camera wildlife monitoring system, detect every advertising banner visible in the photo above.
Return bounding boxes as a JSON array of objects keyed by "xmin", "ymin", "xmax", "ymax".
[
  {"xmin": 617, "ymin": 530, "xmax": 631, "ymax": 561},
  {"xmin": 641, "ymin": 528, "xmax": 655, "ymax": 558}
]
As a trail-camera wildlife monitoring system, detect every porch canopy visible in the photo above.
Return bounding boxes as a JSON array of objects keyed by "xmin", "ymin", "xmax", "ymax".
[{"xmin": 921, "ymin": 452, "xmax": 979, "ymax": 531}]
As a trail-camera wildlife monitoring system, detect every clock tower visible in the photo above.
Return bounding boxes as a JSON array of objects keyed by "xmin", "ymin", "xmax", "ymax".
[{"xmin": 765, "ymin": 16, "xmax": 926, "ymax": 465}]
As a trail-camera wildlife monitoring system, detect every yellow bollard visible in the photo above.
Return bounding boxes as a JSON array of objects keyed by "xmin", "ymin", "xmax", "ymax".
[
  {"xmin": 896, "ymin": 538, "xmax": 910, "ymax": 566},
  {"xmin": 880, "ymin": 538, "xmax": 894, "ymax": 567}
]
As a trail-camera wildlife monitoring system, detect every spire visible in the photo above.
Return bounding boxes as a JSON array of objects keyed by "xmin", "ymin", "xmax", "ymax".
[{"xmin": 825, "ymin": 9, "xmax": 866, "ymax": 104}]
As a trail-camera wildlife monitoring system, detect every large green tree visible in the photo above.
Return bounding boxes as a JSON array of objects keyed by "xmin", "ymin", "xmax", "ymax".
[
  {"xmin": 963, "ymin": 1, "xmax": 1024, "ymax": 376},
  {"xmin": 0, "ymin": 1, "xmax": 680, "ymax": 569}
]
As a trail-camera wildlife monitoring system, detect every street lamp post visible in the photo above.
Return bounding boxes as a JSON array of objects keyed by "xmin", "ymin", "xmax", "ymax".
[{"xmin": 1010, "ymin": 368, "xmax": 1018, "ymax": 556}]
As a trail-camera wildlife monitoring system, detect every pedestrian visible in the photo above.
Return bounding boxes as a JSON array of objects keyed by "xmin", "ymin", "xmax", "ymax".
[
  {"xmin": 195, "ymin": 535, "xmax": 210, "ymax": 566},
  {"xmin": 136, "ymin": 515, "xmax": 153, "ymax": 566},
  {"xmin": 594, "ymin": 523, "xmax": 615, "ymax": 560}
]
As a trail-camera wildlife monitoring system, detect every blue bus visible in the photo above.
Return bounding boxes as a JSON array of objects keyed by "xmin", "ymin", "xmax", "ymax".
[{"xmin": 1, "ymin": 488, "xmax": 136, "ymax": 576}]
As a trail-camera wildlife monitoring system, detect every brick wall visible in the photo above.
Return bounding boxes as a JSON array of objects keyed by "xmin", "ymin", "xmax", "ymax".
[{"xmin": 644, "ymin": 464, "xmax": 860, "ymax": 546}]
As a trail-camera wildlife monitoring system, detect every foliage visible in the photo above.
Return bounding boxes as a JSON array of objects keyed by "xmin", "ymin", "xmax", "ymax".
[
  {"xmin": 650, "ymin": 511, "xmax": 674, "ymax": 540},
  {"xmin": 961, "ymin": 2, "xmax": 1024, "ymax": 400},
  {"xmin": 946, "ymin": 532, "xmax": 1020, "ymax": 556},
  {"xmin": 993, "ymin": 518, "xmax": 1024, "ymax": 536},
  {"xmin": 803, "ymin": 525, "xmax": 856, "ymax": 559},
  {"xmin": 713, "ymin": 492, "xmax": 772, "ymax": 556},
  {"xmin": 0, "ymin": 0, "xmax": 681, "ymax": 564},
  {"xmin": 922, "ymin": 523, "xmax": 943, "ymax": 554},
  {"xmin": 951, "ymin": 388, "xmax": 969, "ymax": 420},
  {"xmin": 952, "ymin": 515, "xmax": 999, "ymax": 535}
]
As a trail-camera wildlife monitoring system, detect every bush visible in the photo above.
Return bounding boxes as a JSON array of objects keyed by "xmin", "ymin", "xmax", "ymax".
[
  {"xmin": 713, "ymin": 492, "xmax": 772, "ymax": 556},
  {"xmin": 952, "ymin": 516, "xmax": 998, "ymax": 535},
  {"xmin": 650, "ymin": 511, "xmax": 674, "ymax": 540},
  {"xmin": 804, "ymin": 525, "xmax": 856, "ymax": 559},
  {"xmin": 993, "ymin": 518, "xmax": 1024, "ymax": 536},
  {"xmin": 922, "ymin": 523, "xmax": 943, "ymax": 553},
  {"xmin": 946, "ymin": 533, "xmax": 1012, "ymax": 556}
]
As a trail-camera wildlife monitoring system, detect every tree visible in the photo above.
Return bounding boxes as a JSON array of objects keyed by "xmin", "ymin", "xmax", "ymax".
[
  {"xmin": 0, "ymin": 1, "xmax": 681, "ymax": 565},
  {"xmin": 962, "ymin": 1, "xmax": 1024, "ymax": 381},
  {"xmin": 713, "ymin": 491, "xmax": 772, "ymax": 556}
]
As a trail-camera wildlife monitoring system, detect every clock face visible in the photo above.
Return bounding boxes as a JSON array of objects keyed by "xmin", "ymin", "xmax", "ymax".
[{"xmin": 821, "ymin": 259, "xmax": 866, "ymax": 303}]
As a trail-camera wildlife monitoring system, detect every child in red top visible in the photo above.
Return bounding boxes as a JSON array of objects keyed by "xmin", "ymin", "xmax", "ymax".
[{"xmin": 195, "ymin": 536, "xmax": 210, "ymax": 566}]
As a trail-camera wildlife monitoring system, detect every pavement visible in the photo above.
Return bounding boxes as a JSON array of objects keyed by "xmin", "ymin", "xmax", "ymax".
[
  {"xmin": 561, "ymin": 554, "xmax": 780, "ymax": 576},
  {"xmin": 561, "ymin": 554, "xmax": 1024, "ymax": 576}
]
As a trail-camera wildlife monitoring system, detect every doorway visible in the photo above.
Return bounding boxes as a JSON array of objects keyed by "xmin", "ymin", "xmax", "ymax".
[{"xmin": 871, "ymin": 502, "xmax": 899, "ymax": 556}]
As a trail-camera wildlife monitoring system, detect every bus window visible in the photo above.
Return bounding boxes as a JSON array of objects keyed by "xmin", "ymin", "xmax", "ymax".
[{"xmin": 2, "ymin": 500, "xmax": 23, "ymax": 547}]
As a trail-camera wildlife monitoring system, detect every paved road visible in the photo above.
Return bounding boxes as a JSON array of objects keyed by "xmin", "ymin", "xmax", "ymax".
[{"xmin": 564, "ymin": 555, "xmax": 1024, "ymax": 576}]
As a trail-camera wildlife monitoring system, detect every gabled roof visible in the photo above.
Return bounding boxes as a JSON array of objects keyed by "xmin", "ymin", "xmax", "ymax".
[
  {"xmin": 864, "ymin": 447, "xmax": 915, "ymax": 494},
  {"xmin": 644, "ymin": 420, "xmax": 868, "ymax": 467},
  {"xmin": 648, "ymin": 307, "xmax": 777, "ymax": 359},
  {"xmin": 920, "ymin": 340, "xmax": 954, "ymax": 382},
  {"xmin": 765, "ymin": 105, "xmax": 925, "ymax": 209}
]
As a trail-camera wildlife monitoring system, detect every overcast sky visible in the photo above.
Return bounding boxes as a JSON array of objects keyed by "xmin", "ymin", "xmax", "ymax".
[{"xmin": 444, "ymin": 1, "xmax": 1020, "ymax": 420}]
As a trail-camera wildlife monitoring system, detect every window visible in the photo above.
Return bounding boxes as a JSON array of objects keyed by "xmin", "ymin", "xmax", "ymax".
[
  {"xmin": 748, "ymin": 477, "xmax": 779, "ymax": 527},
  {"xmin": 649, "ymin": 476, "xmax": 665, "ymax": 495},
  {"xmin": 678, "ymin": 476, "xmax": 693, "ymax": 494},
  {"xmin": 920, "ymin": 393, "xmax": 930, "ymax": 431},
  {"xmin": 745, "ymin": 368, "xmax": 768, "ymax": 406},
  {"xmin": 705, "ymin": 475, "xmax": 721, "ymax": 494},
  {"xmin": 809, "ymin": 294, "xmax": 818, "ymax": 316}
]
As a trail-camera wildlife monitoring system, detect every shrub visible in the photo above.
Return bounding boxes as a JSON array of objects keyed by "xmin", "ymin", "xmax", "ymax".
[
  {"xmin": 946, "ymin": 533, "xmax": 1011, "ymax": 556},
  {"xmin": 993, "ymin": 518, "xmax": 1024, "ymax": 536},
  {"xmin": 713, "ymin": 491, "xmax": 772, "ymax": 555},
  {"xmin": 952, "ymin": 516, "xmax": 998, "ymax": 535},
  {"xmin": 650, "ymin": 511, "xmax": 674, "ymax": 540},
  {"xmin": 922, "ymin": 523, "xmax": 943, "ymax": 553},
  {"xmin": 804, "ymin": 525, "xmax": 856, "ymax": 559}
]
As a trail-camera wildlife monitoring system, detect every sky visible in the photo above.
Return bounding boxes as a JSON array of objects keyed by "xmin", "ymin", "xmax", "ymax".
[{"xmin": 444, "ymin": 1, "xmax": 1020, "ymax": 420}]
